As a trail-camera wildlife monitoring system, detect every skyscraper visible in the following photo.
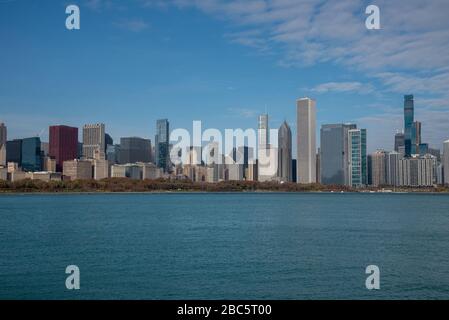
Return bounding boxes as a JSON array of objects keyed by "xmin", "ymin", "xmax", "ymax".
[
  {"xmin": 258, "ymin": 114, "xmax": 269, "ymax": 147},
  {"xmin": 394, "ymin": 131, "xmax": 405, "ymax": 153},
  {"xmin": 404, "ymin": 95, "xmax": 414, "ymax": 157},
  {"xmin": 83, "ymin": 123, "xmax": 105, "ymax": 159},
  {"xmin": 278, "ymin": 121, "xmax": 292, "ymax": 182},
  {"xmin": 348, "ymin": 129, "xmax": 367, "ymax": 187},
  {"xmin": 444, "ymin": 140, "xmax": 449, "ymax": 185},
  {"xmin": 119, "ymin": 137, "xmax": 152, "ymax": 164},
  {"xmin": 6, "ymin": 139, "xmax": 22, "ymax": 165},
  {"xmin": 412, "ymin": 121, "xmax": 421, "ymax": 154},
  {"xmin": 369, "ymin": 150, "xmax": 387, "ymax": 187},
  {"xmin": 297, "ymin": 98, "xmax": 316, "ymax": 184},
  {"xmin": 49, "ymin": 125, "xmax": 78, "ymax": 172},
  {"xmin": 21, "ymin": 137, "xmax": 42, "ymax": 172},
  {"xmin": 0, "ymin": 122, "xmax": 6, "ymax": 146},
  {"xmin": 0, "ymin": 123, "xmax": 6, "ymax": 167},
  {"xmin": 320, "ymin": 123, "xmax": 356, "ymax": 185},
  {"xmin": 386, "ymin": 151, "xmax": 402, "ymax": 186},
  {"xmin": 155, "ymin": 119, "xmax": 169, "ymax": 171}
]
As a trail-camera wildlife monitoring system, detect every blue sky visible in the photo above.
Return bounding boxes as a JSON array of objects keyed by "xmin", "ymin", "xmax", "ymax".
[{"xmin": 1, "ymin": 0, "xmax": 448, "ymax": 153}]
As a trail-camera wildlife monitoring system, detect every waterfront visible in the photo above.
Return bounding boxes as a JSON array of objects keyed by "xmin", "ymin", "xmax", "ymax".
[{"xmin": 1, "ymin": 193, "xmax": 449, "ymax": 299}]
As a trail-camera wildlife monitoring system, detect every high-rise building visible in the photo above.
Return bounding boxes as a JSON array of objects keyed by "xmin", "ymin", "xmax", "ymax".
[
  {"xmin": 49, "ymin": 125, "xmax": 78, "ymax": 172},
  {"xmin": 6, "ymin": 139, "xmax": 22, "ymax": 165},
  {"xmin": 21, "ymin": 137, "xmax": 42, "ymax": 172},
  {"xmin": 155, "ymin": 119, "xmax": 169, "ymax": 172},
  {"xmin": 106, "ymin": 144, "xmax": 120, "ymax": 164},
  {"xmin": 412, "ymin": 121, "xmax": 421, "ymax": 154},
  {"xmin": 320, "ymin": 123, "xmax": 356, "ymax": 185},
  {"xmin": 0, "ymin": 123, "xmax": 6, "ymax": 167},
  {"xmin": 278, "ymin": 121, "xmax": 292, "ymax": 182},
  {"xmin": 105, "ymin": 133, "xmax": 113, "ymax": 151},
  {"xmin": 394, "ymin": 132, "xmax": 405, "ymax": 153},
  {"xmin": 369, "ymin": 150, "xmax": 387, "ymax": 187},
  {"xmin": 444, "ymin": 140, "xmax": 449, "ymax": 185},
  {"xmin": 83, "ymin": 123, "xmax": 105, "ymax": 159},
  {"xmin": 398, "ymin": 155, "xmax": 436, "ymax": 187},
  {"xmin": 258, "ymin": 114, "xmax": 269, "ymax": 147},
  {"xmin": 386, "ymin": 151, "xmax": 402, "ymax": 186},
  {"xmin": 297, "ymin": 98, "xmax": 316, "ymax": 184},
  {"xmin": 348, "ymin": 129, "xmax": 367, "ymax": 187},
  {"xmin": 118, "ymin": 137, "xmax": 152, "ymax": 164},
  {"xmin": 404, "ymin": 95, "xmax": 414, "ymax": 157},
  {"xmin": 257, "ymin": 113, "xmax": 277, "ymax": 182},
  {"xmin": 0, "ymin": 122, "xmax": 6, "ymax": 146}
]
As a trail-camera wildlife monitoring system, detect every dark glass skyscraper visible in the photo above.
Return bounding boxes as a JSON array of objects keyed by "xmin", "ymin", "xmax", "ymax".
[
  {"xmin": 6, "ymin": 139, "xmax": 22, "ymax": 165},
  {"xmin": 155, "ymin": 119, "xmax": 169, "ymax": 172},
  {"xmin": 21, "ymin": 137, "xmax": 42, "ymax": 172},
  {"xmin": 404, "ymin": 95, "xmax": 414, "ymax": 157},
  {"xmin": 394, "ymin": 132, "xmax": 405, "ymax": 152}
]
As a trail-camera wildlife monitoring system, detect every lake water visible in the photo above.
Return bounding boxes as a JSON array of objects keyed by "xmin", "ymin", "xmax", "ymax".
[{"xmin": 1, "ymin": 193, "xmax": 449, "ymax": 300}]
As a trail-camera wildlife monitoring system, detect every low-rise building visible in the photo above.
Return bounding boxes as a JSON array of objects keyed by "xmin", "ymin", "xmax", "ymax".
[{"xmin": 63, "ymin": 160, "xmax": 93, "ymax": 180}]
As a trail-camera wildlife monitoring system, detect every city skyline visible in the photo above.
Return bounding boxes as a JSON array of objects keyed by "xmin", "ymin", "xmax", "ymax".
[{"xmin": 1, "ymin": 1, "xmax": 449, "ymax": 153}]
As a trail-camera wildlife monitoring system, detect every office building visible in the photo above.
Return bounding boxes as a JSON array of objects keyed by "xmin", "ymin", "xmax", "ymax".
[
  {"xmin": 398, "ymin": 155, "xmax": 436, "ymax": 187},
  {"xmin": 369, "ymin": 150, "xmax": 387, "ymax": 187},
  {"xmin": 0, "ymin": 143, "xmax": 6, "ymax": 167},
  {"xmin": 404, "ymin": 95, "xmax": 414, "ymax": 157},
  {"xmin": 6, "ymin": 139, "xmax": 22, "ymax": 165},
  {"xmin": 297, "ymin": 98, "xmax": 316, "ymax": 183},
  {"xmin": 412, "ymin": 121, "xmax": 421, "ymax": 154},
  {"xmin": 348, "ymin": 129, "xmax": 367, "ymax": 187},
  {"xmin": 444, "ymin": 140, "xmax": 449, "ymax": 185},
  {"xmin": 278, "ymin": 121, "xmax": 292, "ymax": 182},
  {"xmin": 320, "ymin": 123, "xmax": 356, "ymax": 185},
  {"xmin": 155, "ymin": 119, "xmax": 169, "ymax": 172},
  {"xmin": 0, "ymin": 122, "xmax": 6, "ymax": 146},
  {"xmin": 21, "ymin": 137, "xmax": 42, "ymax": 172},
  {"xmin": 83, "ymin": 123, "xmax": 105, "ymax": 159},
  {"xmin": 49, "ymin": 125, "xmax": 78, "ymax": 172},
  {"xmin": 106, "ymin": 144, "xmax": 120, "ymax": 164},
  {"xmin": 394, "ymin": 132, "xmax": 405, "ymax": 153},
  {"xmin": 63, "ymin": 159, "xmax": 92, "ymax": 180},
  {"xmin": 119, "ymin": 137, "xmax": 152, "ymax": 164},
  {"xmin": 386, "ymin": 151, "xmax": 402, "ymax": 186},
  {"xmin": 258, "ymin": 114, "xmax": 269, "ymax": 147}
]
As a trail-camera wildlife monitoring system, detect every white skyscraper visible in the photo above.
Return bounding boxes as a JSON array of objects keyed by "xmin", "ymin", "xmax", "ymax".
[
  {"xmin": 444, "ymin": 140, "xmax": 449, "ymax": 185},
  {"xmin": 297, "ymin": 98, "xmax": 316, "ymax": 183},
  {"xmin": 258, "ymin": 114, "xmax": 269, "ymax": 147}
]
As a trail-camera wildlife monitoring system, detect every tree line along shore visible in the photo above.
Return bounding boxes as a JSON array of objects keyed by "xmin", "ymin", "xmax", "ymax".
[{"xmin": 0, "ymin": 178, "xmax": 448, "ymax": 194}]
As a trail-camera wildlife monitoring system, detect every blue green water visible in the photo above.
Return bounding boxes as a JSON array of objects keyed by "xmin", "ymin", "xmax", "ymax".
[{"xmin": 1, "ymin": 193, "xmax": 449, "ymax": 299}]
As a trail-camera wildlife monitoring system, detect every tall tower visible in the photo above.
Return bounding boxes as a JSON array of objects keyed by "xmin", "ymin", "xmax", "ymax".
[
  {"xmin": 297, "ymin": 98, "xmax": 316, "ymax": 184},
  {"xmin": 82, "ymin": 123, "xmax": 105, "ymax": 159},
  {"xmin": 404, "ymin": 95, "xmax": 414, "ymax": 157},
  {"xmin": 348, "ymin": 128, "xmax": 367, "ymax": 187},
  {"xmin": 444, "ymin": 140, "xmax": 449, "ymax": 186},
  {"xmin": 258, "ymin": 114, "xmax": 269, "ymax": 147},
  {"xmin": 155, "ymin": 119, "xmax": 169, "ymax": 171},
  {"xmin": 278, "ymin": 121, "xmax": 292, "ymax": 182},
  {"xmin": 0, "ymin": 123, "xmax": 6, "ymax": 167}
]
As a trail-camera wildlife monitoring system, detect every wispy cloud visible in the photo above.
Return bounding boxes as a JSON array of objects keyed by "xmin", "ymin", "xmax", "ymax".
[
  {"xmin": 227, "ymin": 108, "xmax": 259, "ymax": 118},
  {"xmin": 114, "ymin": 18, "xmax": 150, "ymax": 32},
  {"xmin": 309, "ymin": 81, "xmax": 374, "ymax": 94}
]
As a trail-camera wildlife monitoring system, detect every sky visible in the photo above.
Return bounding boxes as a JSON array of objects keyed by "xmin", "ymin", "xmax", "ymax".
[{"xmin": 1, "ymin": 0, "xmax": 448, "ymax": 153}]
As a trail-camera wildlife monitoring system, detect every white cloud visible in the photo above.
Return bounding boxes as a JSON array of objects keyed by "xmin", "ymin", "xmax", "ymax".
[{"xmin": 309, "ymin": 82, "xmax": 374, "ymax": 94}]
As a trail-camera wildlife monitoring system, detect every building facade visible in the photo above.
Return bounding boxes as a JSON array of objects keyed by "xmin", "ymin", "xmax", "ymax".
[
  {"xmin": 155, "ymin": 119, "xmax": 169, "ymax": 172},
  {"xmin": 297, "ymin": 98, "xmax": 316, "ymax": 184},
  {"xmin": 404, "ymin": 95, "xmax": 414, "ymax": 157},
  {"xmin": 348, "ymin": 129, "xmax": 367, "ymax": 187},
  {"xmin": 63, "ymin": 159, "xmax": 92, "ymax": 180},
  {"xmin": 278, "ymin": 121, "xmax": 292, "ymax": 182},
  {"xmin": 119, "ymin": 137, "xmax": 152, "ymax": 164},
  {"xmin": 320, "ymin": 123, "xmax": 356, "ymax": 185},
  {"xmin": 444, "ymin": 140, "xmax": 449, "ymax": 185},
  {"xmin": 83, "ymin": 123, "xmax": 105, "ymax": 159},
  {"xmin": 49, "ymin": 125, "xmax": 78, "ymax": 172},
  {"xmin": 21, "ymin": 137, "xmax": 42, "ymax": 172}
]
